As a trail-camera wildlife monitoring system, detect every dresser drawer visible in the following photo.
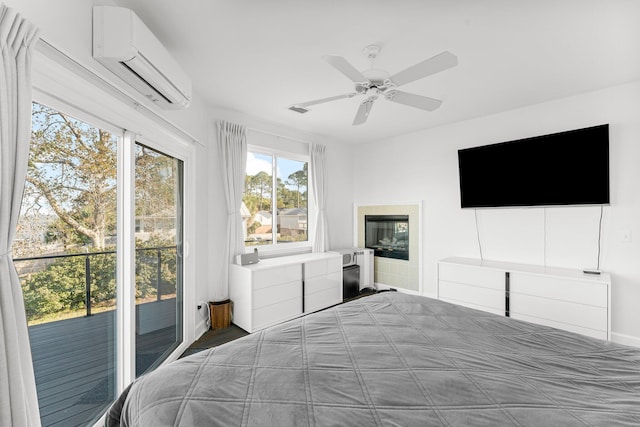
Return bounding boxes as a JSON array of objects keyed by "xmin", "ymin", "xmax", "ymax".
[
  {"xmin": 509, "ymin": 313, "xmax": 608, "ymax": 340},
  {"xmin": 252, "ymin": 264, "xmax": 301, "ymax": 290},
  {"xmin": 305, "ymin": 286, "xmax": 342, "ymax": 313},
  {"xmin": 304, "ymin": 256, "xmax": 342, "ymax": 278},
  {"xmin": 305, "ymin": 271, "xmax": 341, "ymax": 295},
  {"xmin": 510, "ymin": 273, "xmax": 607, "ymax": 307},
  {"xmin": 253, "ymin": 297, "xmax": 301, "ymax": 330},
  {"xmin": 439, "ymin": 280, "xmax": 505, "ymax": 313},
  {"xmin": 439, "ymin": 263, "xmax": 505, "ymax": 291},
  {"xmin": 253, "ymin": 280, "xmax": 302, "ymax": 309},
  {"xmin": 510, "ymin": 293, "xmax": 607, "ymax": 332}
]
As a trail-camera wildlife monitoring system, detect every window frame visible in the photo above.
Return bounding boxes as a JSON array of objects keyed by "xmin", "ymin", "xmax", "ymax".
[{"xmin": 244, "ymin": 144, "xmax": 313, "ymax": 255}]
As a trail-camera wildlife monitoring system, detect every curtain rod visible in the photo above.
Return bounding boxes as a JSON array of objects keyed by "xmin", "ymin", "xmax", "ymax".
[
  {"xmin": 246, "ymin": 126, "xmax": 310, "ymax": 145},
  {"xmin": 35, "ymin": 39, "xmax": 203, "ymax": 147}
]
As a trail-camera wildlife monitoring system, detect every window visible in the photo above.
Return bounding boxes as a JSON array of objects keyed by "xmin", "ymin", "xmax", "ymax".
[{"xmin": 243, "ymin": 149, "xmax": 309, "ymax": 248}]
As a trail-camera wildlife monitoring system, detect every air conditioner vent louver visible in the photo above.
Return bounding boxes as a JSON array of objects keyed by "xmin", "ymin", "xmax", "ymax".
[
  {"xmin": 119, "ymin": 61, "xmax": 174, "ymax": 104},
  {"xmin": 92, "ymin": 6, "xmax": 192, "ymax": 109}
]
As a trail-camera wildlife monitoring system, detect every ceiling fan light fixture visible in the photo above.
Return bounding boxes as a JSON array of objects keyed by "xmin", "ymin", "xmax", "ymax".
[{"xmin": 365, "ymin": 86, "xmax": 380, "ymax": 99}]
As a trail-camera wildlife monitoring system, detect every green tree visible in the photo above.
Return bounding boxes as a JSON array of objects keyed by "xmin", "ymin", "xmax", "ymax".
[
  {"xmin": 277, "ymin": 178, "xmax": 286, "ymax": 209},
  {"xmin": 135, "ymin": 145, "xmax": 178, "ymax": 220},
  {"xmin": 26, "ymin": 102, "xmax": 117, "ymax": 249},
  {"xmin": 135, "ymin": 235, "xmax": 178, "ymax": 300},
  {"xmin": 251, "ymin": 171, "xmax": 272, "ymax": 211},
  {"xmin": 21, "ymin": 251, "xmax": 116, "ymax": 321},
  {"xmin": 44, "ymin": 217, "xmax": 91, "ymax": 247},
  {"xmin": 286, "ymin": 164, "xmax": 308, "ymax": 208}
]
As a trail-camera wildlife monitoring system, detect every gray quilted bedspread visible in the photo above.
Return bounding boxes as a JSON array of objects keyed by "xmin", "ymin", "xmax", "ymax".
[{"xmin": 108, "ymin": 292, "xmax": 640, "ymax": 426}]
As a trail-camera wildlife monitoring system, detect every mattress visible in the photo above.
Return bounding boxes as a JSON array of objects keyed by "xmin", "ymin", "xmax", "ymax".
[{"xmin": 107, "ymin": 292, "xmax": 640, "ymax": 426}]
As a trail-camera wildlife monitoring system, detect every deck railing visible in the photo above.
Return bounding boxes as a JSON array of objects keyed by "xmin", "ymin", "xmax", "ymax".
[{"xmin": 14, "ymin": 245, "xmax": 177, "ymax": 319}]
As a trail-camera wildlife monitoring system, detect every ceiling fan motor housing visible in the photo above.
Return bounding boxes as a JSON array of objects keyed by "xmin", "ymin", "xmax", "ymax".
[{"xmin": 362, "ymin": 68, "xmax": 390, "ymax": 87}]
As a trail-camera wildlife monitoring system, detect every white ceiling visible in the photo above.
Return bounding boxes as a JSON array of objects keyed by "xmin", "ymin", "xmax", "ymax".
[{"xmin": 113, "ymin": 0, "xmax": 640, "ymax": 144}]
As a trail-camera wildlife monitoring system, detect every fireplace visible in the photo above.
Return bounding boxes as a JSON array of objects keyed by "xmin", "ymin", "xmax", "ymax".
[{"xmin": 364, "ymin": 215, "xmax": 409, "ymax": 260}]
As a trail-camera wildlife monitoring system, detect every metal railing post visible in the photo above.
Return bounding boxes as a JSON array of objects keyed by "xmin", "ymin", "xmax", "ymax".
[
  {"xmin": 157, "ymin": 249, "xmax": 162, "ymax": 301},
  {"xmin": 85, "ymin": 256, "xmax": 92, "ymax": 317}
]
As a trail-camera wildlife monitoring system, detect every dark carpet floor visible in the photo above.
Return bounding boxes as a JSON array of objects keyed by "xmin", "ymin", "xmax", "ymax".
[{"xmin": 179, "ymin": 324, "xmax": 249, "ymax": 358}]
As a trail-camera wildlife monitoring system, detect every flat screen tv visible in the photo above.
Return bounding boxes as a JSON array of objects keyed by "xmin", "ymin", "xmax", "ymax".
[{"xmin": 458, "ymin": 124, "xmax": 610, "ymax": 208}]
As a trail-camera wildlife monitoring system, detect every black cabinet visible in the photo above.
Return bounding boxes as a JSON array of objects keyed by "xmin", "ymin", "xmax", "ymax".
[{"xmin": 343, "ymin": 265, "xmax": 360, "ymax": 300}]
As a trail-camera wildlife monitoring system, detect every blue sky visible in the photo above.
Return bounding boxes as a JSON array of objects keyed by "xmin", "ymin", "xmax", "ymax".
[{"xmin": 246, "ymin": 152, "xmax": 306, "ymax": 189}]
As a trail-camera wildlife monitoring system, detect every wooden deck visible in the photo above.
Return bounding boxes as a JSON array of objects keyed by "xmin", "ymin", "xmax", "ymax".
[{"xmin": 29, "ymin": 299, "xmax": 178, "ymax": 427}]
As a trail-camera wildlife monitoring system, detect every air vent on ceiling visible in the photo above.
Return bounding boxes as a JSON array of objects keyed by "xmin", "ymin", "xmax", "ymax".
[{"xmin": 288, "ymin": 105, "xmax": 310, "ymax": 114}]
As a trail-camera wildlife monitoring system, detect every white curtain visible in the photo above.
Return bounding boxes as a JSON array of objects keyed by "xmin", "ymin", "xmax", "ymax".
[
  {"xmin": 311, "ymin": 143, "xmax": 328, "ymax": 252},
  {"xmin": 217, "ymin": 120, "xmax": 247, "ymax": 301},
  {"xmin": 0, "ymin": 4, "xmax": 41, "ymax": 426}
]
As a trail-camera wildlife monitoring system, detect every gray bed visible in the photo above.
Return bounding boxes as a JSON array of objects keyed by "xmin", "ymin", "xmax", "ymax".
[{"xmin": 107, "ymin": 292, "xmax": 640, "ymax": 426}]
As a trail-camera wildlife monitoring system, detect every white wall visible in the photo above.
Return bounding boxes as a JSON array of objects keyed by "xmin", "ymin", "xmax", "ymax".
[{"xmin": 353, "ymin": 81, "xmax": 640, "ymax": 344}]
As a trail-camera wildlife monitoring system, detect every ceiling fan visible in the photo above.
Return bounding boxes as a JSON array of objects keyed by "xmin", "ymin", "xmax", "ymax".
[{"xmin": 289, "ymin": 45, "xmax": 458, "ymax": 125}]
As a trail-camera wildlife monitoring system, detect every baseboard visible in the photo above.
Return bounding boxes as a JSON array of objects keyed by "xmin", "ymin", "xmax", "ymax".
[
  {"xmin": 611, "ymin": 332, "xmax": 640, "ymax": 348},
  {"xmin": 375, "ymin": 283, "xmax": 438, "ymax": 300},
  {"xmin": 194, "ymin": 318, "xmax": 209, "ymax": 341},
  {"xmin": 375, "ymin": 283, "xmax": 421, "ymax": 296}
]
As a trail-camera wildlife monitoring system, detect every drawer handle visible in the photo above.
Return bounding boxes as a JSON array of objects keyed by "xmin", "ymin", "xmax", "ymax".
[{"xmin": 505, "ymin": 272, "xmax": 510, "ymax": 317}]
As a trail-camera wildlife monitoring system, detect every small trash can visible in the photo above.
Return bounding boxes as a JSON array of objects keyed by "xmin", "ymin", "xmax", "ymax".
[{"xmin": 209, "ymin": 299, "xmax": 232, "ymax": 330}]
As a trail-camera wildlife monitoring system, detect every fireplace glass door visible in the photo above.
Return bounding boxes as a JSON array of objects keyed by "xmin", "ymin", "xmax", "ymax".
[{"xmin": 364, "ymin": 215, "xmax": 409, "ymax": 260}]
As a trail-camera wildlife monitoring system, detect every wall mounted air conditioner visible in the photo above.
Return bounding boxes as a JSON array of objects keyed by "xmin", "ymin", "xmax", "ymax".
[{"xmin": 92, "ymin": 6, "xmax": 192, "ymax": 109}]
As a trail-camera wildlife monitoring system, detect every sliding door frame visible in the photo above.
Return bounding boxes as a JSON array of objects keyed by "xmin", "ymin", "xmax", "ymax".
[
  {"xmin": 117, "ymin": 132, "xmax": 195, "ymax": 390},
  {"xmin": 117, "ymin": 131, "xmax": 137, "ymax": 391},
  {"xmin": 32, "ymin": 73, "xmax": 197, "ymax": 403}
]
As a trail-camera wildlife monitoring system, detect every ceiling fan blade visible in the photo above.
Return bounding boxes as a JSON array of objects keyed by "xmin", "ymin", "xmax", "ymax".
[
  {"xmin": 353, "ymin": 98, "xmax": 375, "ymax": 126},
  {"xmin": 388, "ymin": 90, "xmax": 442, "ymax": 111},
  {"xmin": 296, "ymin": 93, "xmax": 356, "ymax": 108},
  {"xmin": 389, "ymin": 51, "xmax": 458, "ymax": 87},
  {"xmin": 323, "ymin": 55, "xmax": 368, "ymax": 83}
]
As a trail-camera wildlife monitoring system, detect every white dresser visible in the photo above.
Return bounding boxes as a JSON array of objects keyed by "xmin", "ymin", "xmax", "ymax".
[
  {"xmin": 437, "ymin": 257, "xmax": 611, "ymax": 340},
  {"xmin": 230, "ymin": 252, "xmax": 342, "ymax": 333}
]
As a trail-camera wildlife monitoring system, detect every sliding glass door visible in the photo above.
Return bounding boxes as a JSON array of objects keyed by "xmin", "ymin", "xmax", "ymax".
[
  {"xmin": 16, "ymin": 102, "xmax": 186, "ymax": 426},
  {"xmin": 16, "ymin": 102, "xmax": 119, "ymax": 426},
  {"xmin": 134, "ymin": 143, "xmax": 183, "ymax": 376}
]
